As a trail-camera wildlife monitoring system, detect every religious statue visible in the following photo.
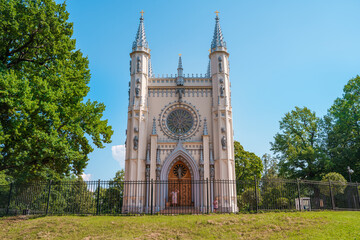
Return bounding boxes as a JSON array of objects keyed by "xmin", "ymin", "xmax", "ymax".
[
  {"xmin": 220, "ymin": 85, "xmax": 224, "ymax": 98},
  {"xmin": 145, "ymin": 166, "xmax": 150, "ymax": 180},
  {"xmin": 133, "ymin": 136, "xmax": 138, "ymax": 150},
  {"xmin": 218, "ymin": 56, "xmax": 223, "ymax": 72},
  {"xmin": 177, "ymin": 166, "xmax": 183, "ymax": 179},
  {"xmin": 136, "ymin": 56, "xmax": 142, "ymax": 73},
  {"xmin": 210, "ymin": 166, "xmax": 215, "ymax": 179},
  {"xmin": 221, "ymin": 135, "xmax": 227, "ymax": 150},
  {"xmin": 135, "ymin": 85, "xmax": 140, "ymax": 98},
  {"xmin": 176, "ymin": 88, "xmax": 184, "ymax": 102}
]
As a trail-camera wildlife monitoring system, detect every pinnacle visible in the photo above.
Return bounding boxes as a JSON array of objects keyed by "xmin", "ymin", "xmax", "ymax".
[
  {"xmin": 211, "ymin": 15, "xmax": 226, "ymax": 51},
  {"xmin": 132, "ymin": 16, "xmax": 149, "ymax": 50}
]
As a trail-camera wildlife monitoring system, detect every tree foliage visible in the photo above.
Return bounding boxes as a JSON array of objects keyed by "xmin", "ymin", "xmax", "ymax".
[
  {"xmin": 320, "ymin": 172, "xmax": 347, "ymax": 196},
  {"xmin": 271, "ymin": 107, "xmax": 327, "ymax": 180},
  {"xmin": 234, "ymin": 141, "xmax": 263, "ymax": 182},
  {"xmin": 325, "ymin": 76, "xmax": 360, "ymax": 182},
  {"xmin": 0, "ymin": 0, "xmax": 113, "ymax": 181}
]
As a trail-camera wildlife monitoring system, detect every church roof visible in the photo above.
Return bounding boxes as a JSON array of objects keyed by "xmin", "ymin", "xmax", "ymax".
[
  {"xmin": 132, "ymin": 16, "xmax": 149, "ymax": 50},
  {"xmin": 211, "ymin": 15, "xmax": 226, "ymax": 51}
]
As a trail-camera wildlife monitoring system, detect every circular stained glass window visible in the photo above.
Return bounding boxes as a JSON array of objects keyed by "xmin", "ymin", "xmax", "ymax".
[{"xmin": 166, "ymin": 109, "xmax": 194, "ymax": 135}]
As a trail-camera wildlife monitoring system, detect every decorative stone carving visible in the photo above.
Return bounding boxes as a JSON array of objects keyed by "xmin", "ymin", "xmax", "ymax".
[
  {"xmin": 152, "ymin": 117, "xmax": 157, "ymax": 135},
  {"xmin": 221, "ymin": 135, "xmax": 227, "ymax": 150},
  {"xmin": 219, "ymin": 78, "xmax": 224, "ymax": 84},
  {"xmin": 220, "ymin": 85, "xmax": 224, "ymax": 98},
  {"xmin": 136, "ymin": 78, "xmax": 140, "ymax": 84},
  {"xmin": 203, "ymin": 118, "xmax": 208, "ymax": 135},
  {"xmin": 176, "ymin": 88, "xmax": 184, "ymax": 102},
  {"xmin": 210, "ymin": 165, "xmax": 215, "ymax": 180},
  {"xmin": 135, "ymin": 85, "xmax": 140, "ymax": 97},
  {"xmin": 134, "ymin": 127, "xmax": 139, "ymax": 133},
  {"xmin": 133, "ymin": 136, "xmax": 138, "ymax": 150},
  {"xmin": 145, "ymin": 166, "xmax": 150, "ymax": 180},
  {"xmin": 136, "ymin": 56, "xmax": 142, "ymax": 73},
  {"xmin": 218, "ymin": 56, "xmax": 223, "ymax": 72}
]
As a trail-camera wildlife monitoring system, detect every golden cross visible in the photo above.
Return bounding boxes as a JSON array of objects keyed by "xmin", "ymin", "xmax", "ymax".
[
  {"xmin": 215, "ymin": 10, "xmax": 220, "ymax": 16},
  {"xmin": 140, "ymin": 10, "xmax": 144, "ymax": 17},
  {"xmin": 179, "ymin": 53, "xmax": 182, "ymax": 56}
]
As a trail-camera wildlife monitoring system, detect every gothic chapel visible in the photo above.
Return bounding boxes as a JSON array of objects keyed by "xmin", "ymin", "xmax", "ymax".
[{"xmin": 124, "ymin": 12, "xmax": 237, "ymax": 213}]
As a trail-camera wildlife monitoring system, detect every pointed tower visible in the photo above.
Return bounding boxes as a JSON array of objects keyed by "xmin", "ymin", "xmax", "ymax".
[
  {"xmin": 125, "ymin": 11, "xmax": 151, "ymax": 182},
  {"xmin": 176, "ymin": 55, "xmax": 184, "ymax": 86},
  {"xmin": 209, "ymin": 11, "xmax": 235, "ymax": 182}
]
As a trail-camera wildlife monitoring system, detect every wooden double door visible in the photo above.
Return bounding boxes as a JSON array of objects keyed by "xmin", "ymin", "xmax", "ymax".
[{"xmin": 168, "ymin": 158, "xmax": 192, "ymax": 206}]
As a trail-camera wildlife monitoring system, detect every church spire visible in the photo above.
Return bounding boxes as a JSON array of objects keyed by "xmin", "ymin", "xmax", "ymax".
[
  {"xmin": 177, "ymin": 54, "xmax": 183, "ymax": 76},
  {"xmin": 206, "ymin": 60, "xmax": 211, "ymax": 77},
  {"xmin": 132, "ymin": 10, "xmax": 149, "ymax": 51},
  {"xmin": 176, "ymin": 54, "xmax": 184, "ymax": 86},
  {"xmin": 211, "ymin": 11, "xmax": 226, "ymax": 52},
  {"xmin": 148, "ymin": 58, "xmax": 153, "ymax": 77}
]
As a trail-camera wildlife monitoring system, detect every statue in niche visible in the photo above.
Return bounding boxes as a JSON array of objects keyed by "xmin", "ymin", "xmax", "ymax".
[
  {"xmin": 135, "ymin": 85, "xmax": 140, "ymax": 98},
  {"xmin": 210, "ymin": 166, "xmax": 215, "ymax": 179},
  {"xmin": 221, "ymin": 135, "xmax": 227, "ymax": 150},
  {"xmin": 176, "ymin": 88, "xmax": 184, "ymax": 102},
  {"xmin": 218, "ymin": 56, "xmax": 223, "ymax": 72},
  {"xmin": 136, "ymin": 56, "xmax": 142, "ymax": 73},
  {"xmin": 133, "ymin": 136, "xmax": 138, "ymax": 150},
  {"xmin": 145, "ymin": 166, "xmax": 150, "ymax": 179},
  {"xmin": 220, "ymin": 85, "xmax": 225, "ymax": 98}
]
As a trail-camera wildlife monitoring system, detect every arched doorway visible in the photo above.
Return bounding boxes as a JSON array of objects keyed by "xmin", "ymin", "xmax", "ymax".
[{"xmin": 168, "ymin": 157, "xmax": 192, "ymax": 206}]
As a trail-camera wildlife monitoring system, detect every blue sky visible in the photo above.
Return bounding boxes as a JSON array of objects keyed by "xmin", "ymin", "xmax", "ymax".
[{"xmin": 62, "ymin": 0, "xmax": 360, "ymax": 180}]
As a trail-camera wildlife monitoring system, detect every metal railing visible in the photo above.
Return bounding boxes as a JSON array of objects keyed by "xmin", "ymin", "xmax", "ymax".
[{"xmin": 0, "ymin": 178, "xmax": 359, "ymax": 216}]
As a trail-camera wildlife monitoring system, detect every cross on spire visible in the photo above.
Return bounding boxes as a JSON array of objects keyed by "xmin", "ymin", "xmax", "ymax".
[
  {"xmin": 215, "ymin": 10, "xmax": 220, "ymax": 17},
  {"xmin": 140, "ymin": 10, "xmax": 144, "ymax": 17}
]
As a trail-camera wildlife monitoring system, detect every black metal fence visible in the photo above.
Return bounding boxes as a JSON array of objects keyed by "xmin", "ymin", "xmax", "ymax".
[{"xmin": 0, "ymin": 178, "xmax": 359, "ymax": 216}]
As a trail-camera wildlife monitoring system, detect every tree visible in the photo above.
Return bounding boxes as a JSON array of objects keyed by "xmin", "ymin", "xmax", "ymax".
[
  {"xmin": 271, "ymin": 107, "xmax": 328, "ymax": 180},
  {"xmin": 234, "ymin": 141, "xmax": 263, "ymax": 182},
  {"xmin": 320, "ymin": 172, "xmax": 347, "ymax": 196},
  {"xmin": 0, "ymin": 0, "xmax": 113, "ymax": 181},
  {"xmin": 261, "ymin": 153, "xmax": 278, "ymax": 180},
  {"xmin": 325, "ymin": 76, "xmax": 360, "ymax": 182}
]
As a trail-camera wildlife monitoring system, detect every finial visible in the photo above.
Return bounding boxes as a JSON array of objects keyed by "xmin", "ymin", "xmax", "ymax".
[
  {"xmin": 140, "ymin": 10, "xmax": 144, "ymax": 18},
  {"xmin": 215, "ymin": 10, "xmax": 220, "ymax": 17},
  {"xmin": 152, "ymin": 117, "xmax": 157, "ymax": 135},
  {"xmin": 156, "ymin": 147, "xmax": 161, "ymax": 165},
  {"xmin": 179, "ymin": 53, "xmax": 182, "ymax": 56},
  {"xmin": 203, "ymin": 118, "xmax": 208, "ymax": 135}
]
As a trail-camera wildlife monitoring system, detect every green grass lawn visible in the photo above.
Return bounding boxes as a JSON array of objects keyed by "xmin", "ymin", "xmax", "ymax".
[{"xmin": 1, "ymin": 211, "xmax": 359, "ymax": 239}]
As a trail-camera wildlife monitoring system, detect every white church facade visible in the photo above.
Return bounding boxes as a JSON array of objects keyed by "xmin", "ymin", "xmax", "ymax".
[{"xmin": 124, "ymin": 12, "xmax": 237, "ymax": 213}]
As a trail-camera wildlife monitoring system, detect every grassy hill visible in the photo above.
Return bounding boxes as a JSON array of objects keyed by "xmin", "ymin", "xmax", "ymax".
[{"xmin": 1, "ymin": 211, "xmax": 359, "ymax": 239}]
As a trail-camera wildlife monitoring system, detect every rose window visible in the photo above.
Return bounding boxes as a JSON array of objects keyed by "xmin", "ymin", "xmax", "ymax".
[{"xmin": 166, "ymin": 109, "xmax": 194, "ymax": 135}]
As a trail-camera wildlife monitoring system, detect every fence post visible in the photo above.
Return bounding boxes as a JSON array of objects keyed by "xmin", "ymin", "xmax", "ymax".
[
  {"xmin": 6, "ymin": 182, "xmax": 13, "ymax": 216},
  {"xmin": 46, "ymin": 180, "xmax": 52, "ymax": 215},
  {"xmin": 328, "ymin": 179, "xmax": 335, "ymax": 210},
  {"xmin": 254, "ymin": 175, "xmax": 258, "ymax": 213},
  {"xmin": 206, "ymin": 178, "xmax": 209, "ymax": 214},
  {"xmin": 356, "ymin": 182, "xmax": 360, "ymax": 210},
  {"xmin": 96, "ymin": 179, "xmax": 101, "ymax": 215},
  {"xmin": 150, "ymin": 179, "xmax": 153, "ymax": 215},
  {"xmin": 297, "ymin": 179, "xmax": 302, "ymax": 211}
]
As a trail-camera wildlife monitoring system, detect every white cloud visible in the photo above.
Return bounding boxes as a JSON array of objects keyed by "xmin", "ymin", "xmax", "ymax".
[
  {"xmin": 111, "ymin": 144, "xmax": 126, "ymax": 170},
  {"xmin": 81, "ymin": 173, "xmax": 92, "ymax": 181}
]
